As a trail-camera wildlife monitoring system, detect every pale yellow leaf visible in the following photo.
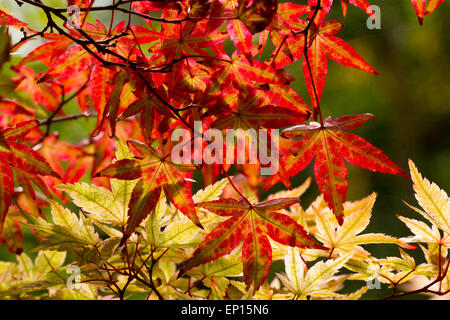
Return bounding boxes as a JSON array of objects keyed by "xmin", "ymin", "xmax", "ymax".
[{"xmin": 409, "ymin": 159, "xmax": 450, "ymax": 233}]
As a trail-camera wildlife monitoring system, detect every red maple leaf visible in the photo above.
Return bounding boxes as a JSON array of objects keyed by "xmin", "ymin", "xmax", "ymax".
[
  {"xmin": 271, "ymin": 20, "xmax": 378, "ymax": 109},
  {"xmin": 179, "ymin": 197, "xmax": 326, "ymax": 291},
  {"xmin": 206, "ymin": 51, "xmax": 291, "ymax": 94},
  {"xmin": 0, "ymin": 120, "xmax": 59, "ymax": 231},
  {"xmin": 211, "ymin": 88, "xmax": 310, "ymax": 130},
  {"xmin": 264, "ymin": 114, "xmax": 408, "ymax": 225},
  {"xmin": 308, "ymin": 0, "xmax": 373, "ymax": 22}
]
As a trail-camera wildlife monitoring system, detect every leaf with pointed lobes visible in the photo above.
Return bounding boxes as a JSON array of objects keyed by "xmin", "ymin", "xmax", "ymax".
[
  {"xmin": 0, "ymin": 120, "xmax": 60, "ymax": 177},
  {"xmin": 0, "ymin": 120, "xmax": 57, "ymax": 230},
  {"xmin": 212, "ymin": 88, "xmax": 310, "ymax": 130},
  {"xmin": 179, "ymin": 197, "xmax": 325, "ymax": 291},
  {"xmin": 306, "ymin": 20, "xmax": 378, "ymax": 109},
  {"xmin": 268, "ymin": 2, "xmax": 311, "ymax": 33},
  {"xmin": 265, "ymin": 114, "xmax": 407, "ymax": 225},
  {"xmin": 271, "ymin": 19, "xmax": 377, "ymax": 110},
  {"xmin": 307, "ymin": 0, "xmax": 373, "ymax": 23},
  {"xmin": 407, "ymin": 159, "xmax": 450, "ymax": 234},
  {"xmin": 96, "ymin": 139, "xmax": 202, "ymax": 243},
  {"xmin": 238, "ymin": 0, "xmax": 278, "ymax": 34},
  {"xmin": 207, "ymin": 51, "xmax": 291, "ymax": 94},
  {"xmin": 227, "ymin": 18, "xmax": 255, "ymax": 59}
]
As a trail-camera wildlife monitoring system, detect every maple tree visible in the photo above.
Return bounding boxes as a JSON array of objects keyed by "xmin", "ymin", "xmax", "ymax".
[{"xmin": 0, "ymin": 0, "xmax": 448, "ymax": 301}]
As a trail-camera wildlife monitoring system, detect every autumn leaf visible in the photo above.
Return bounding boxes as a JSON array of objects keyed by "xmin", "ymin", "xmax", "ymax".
[
  {"xmin": 208, "ymin": 51, "xmax": 291, "ymax": 94},
  {"xmin": 0, "ymin": 120, "xmax": 59, "ymax": 231},
  {"xmin": 179, "ymin": 197, "xmax": 325, "ymax": 291},
  {"xmin": 400, "ymin": 159, "xmax": 450, "ymax": 235},
  {"xmin": 278, "ymin": 247, "xmax": 353, "ymax": 298},
  {"xmin": 27, "ymin": 200, "xmax": 99, "ymax": 253},
  {"xmin": 265, "ymin": 114, "xmax": 407, "ymax": 225},
  {"xmin": 308, "ymin": 193, "xmax": 415, "ymax": 257},
  {"xmin": 152, "ymin": 20, "xmax": 227, "ymax": 62},
  {"xmin": 96, "ymin": 139, "xmax": 201, "ymax": 244},
  {"xmin": 270, "ymin": 18, "xmax": 377, "ymax": 109},
  {"xmin": 211, "ymin": 88, "xmax": 310, "ymax": 130},
  {"xmin": 308, "ymin": 0, "xmax": 373, "ymax": 22}
]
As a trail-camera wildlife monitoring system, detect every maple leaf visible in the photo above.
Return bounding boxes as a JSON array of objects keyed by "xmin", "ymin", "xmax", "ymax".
[
  {"xmin": 273, "ymin": 20, "xmax": 377, "ymax": 109},
  {"xmin": 144, "ymin": 178, "xmax": 229, "ymax": 250},
  {"xmin": 309, "ymin": 193, "xmax": 415, "ymax": 257},
  {"xmin": 179, "ymin": 197, "xmax": 325, "ymax": 291},
  {"xmin": 308, "ymin": 0, "xmax": 373, "ymax": 23},
  {"xmin": 0, "ymin": 100, "xmax": 34, "ymax": 127},
  {"xmin": 212, "ymin": 88, "xmax": 310, "ymax": 130},
  {"xmin": 56, "ymin": 141, "xmax": 139, "ymax": 227},
  {"xmin": 0, "ymin": 120, "xmax": 59, "ymax": 231},
  {"xmin": 265, "ymin": 114, "xmax": 407, "ymax": 225},
  {"xmin": 120, "ymin": 87, "xmax": 174, "ymax": 143},
  {"xmin": 268, "ymin": 2, "xmax": 311, "ymax": 34},
  {"xmin": 207, "ymin": 51, "xmax": 291, "ymax": 94},
  {"xmin": 152, "ymin": 20, "xmax": 227, "ymax": 62},
  {"xmin": 38, "ymin": 20, "xmax": 157, "ymax": 130},
  {"xmin": 26, "ymin": 200, "xmax": 99, "ymax": 255},
  {"xmin": 206, "ymin": 87, "xmax": 309, "ymax": 182},
  {"xmin": 400, "ymin": 159, "xmax": 450, "ymax": 235},
  {"xmin": 278, "ymin": 247, "xmax": 353, "ymax": 298},
  {"xmin": 95, "ymin": 139, "xmax": 201, "ymax": 244},
  {"xmin": 186, "ymin": 254, "xmax": 243, "ymax": 299}
]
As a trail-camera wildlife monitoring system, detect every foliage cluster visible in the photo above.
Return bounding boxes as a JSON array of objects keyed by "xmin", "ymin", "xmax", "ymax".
[{"xmin": 0, "ymin": 0, "xmax": 448, "ymax": 300}]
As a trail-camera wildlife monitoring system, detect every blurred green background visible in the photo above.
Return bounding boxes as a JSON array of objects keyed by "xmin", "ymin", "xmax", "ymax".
[{"xmin": 0, "ymin": 0, "xmax": 449, "ymax": 299}]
